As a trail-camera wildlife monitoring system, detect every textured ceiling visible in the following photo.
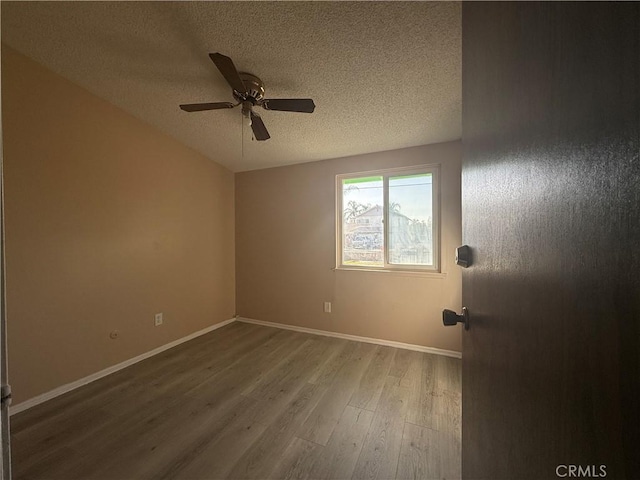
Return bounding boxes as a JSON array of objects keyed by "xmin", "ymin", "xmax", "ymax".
[{"xmin": 1, "ymin": 1, "xmax": 461, "ymax": 172}]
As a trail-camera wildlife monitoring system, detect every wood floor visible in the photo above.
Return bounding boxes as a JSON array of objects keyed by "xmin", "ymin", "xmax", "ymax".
[{"xmin": 10, "ymin": 321, "xmax": 461, "ymax": 480}]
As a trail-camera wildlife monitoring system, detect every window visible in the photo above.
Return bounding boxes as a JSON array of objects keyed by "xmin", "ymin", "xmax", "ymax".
[{"xmin": 336, "ymin": 165, "xmax": 439, "ymax": 272}]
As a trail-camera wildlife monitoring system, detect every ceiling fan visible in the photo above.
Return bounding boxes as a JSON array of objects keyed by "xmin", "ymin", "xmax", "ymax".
[{"xmin": 180, "ymin": 53, "xmax": 316, "ymax": 141}]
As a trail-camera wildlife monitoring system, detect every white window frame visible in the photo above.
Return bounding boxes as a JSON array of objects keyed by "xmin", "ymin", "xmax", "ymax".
[{"xmin": 336, "ymin": 164, "xmax": 440, "ymax": 273}]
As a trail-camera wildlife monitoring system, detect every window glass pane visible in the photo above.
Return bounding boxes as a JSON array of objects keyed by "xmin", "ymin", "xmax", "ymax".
[
  {"xmin": 388, "ymin": 173, "xmax": 433, "ymax": 266},
  {"xmin": 342, "ymin": 176, "xmax": 384, "ymax": 266}
]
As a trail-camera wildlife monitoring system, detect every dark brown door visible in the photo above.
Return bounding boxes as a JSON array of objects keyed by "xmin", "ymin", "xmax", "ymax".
[
  {"xmin": 0, "ymin": 62, "xmax": 11, "ymax": 479},
  {"xmin": 461, "ymin": 3, "xmax": 639, "ymax": 479}
]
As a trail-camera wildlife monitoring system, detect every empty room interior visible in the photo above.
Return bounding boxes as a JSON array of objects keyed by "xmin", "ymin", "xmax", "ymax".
[
  {"xmin": 1, "ymin": 2, "xmax": 638, "ymax": 480},
  {"xmin": 1, "ymin": 2, "xmax": 463, "ymax": 479}
]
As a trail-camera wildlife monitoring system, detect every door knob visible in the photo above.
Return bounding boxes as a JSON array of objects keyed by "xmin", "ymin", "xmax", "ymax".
[{"xmin": 442, "ymin": 307, "xmax": 470, "ymax": 330}]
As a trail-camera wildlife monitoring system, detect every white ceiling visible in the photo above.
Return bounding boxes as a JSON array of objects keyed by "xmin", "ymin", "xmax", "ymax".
[{"xmin": 1, "ymin": 1, "xmax": 461, "ymax": 172}]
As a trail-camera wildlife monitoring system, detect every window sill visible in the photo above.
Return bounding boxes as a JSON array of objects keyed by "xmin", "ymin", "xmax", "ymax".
[{"xmin": 333, "ymin": 266, "xmax": 447, "ymax": 279}]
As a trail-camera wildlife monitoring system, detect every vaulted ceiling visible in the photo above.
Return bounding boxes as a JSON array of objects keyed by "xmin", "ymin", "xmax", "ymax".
[{"xmin": 1, "ymin": 1, "xmax": 461, "ymax": 172}]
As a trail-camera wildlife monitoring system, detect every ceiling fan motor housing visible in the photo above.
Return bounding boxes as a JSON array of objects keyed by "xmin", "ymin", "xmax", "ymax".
[{"xmin": 233, "ymin": 72, "xmax": 265, "ymax": 104}]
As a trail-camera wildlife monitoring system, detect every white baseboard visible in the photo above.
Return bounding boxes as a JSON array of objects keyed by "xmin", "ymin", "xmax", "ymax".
[
  {"xmin": 236, "ymin": 317, "xmax": 462, "ymax": 359},
  {"xmin": 11, "ymin": 315, "xmax": 461, "ymax": 415},
  {"xmin": 9, "ymin": 317, "xmax": 237, "ymax": 416}
]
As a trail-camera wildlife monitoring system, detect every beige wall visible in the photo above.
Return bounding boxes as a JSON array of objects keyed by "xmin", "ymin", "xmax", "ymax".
[
  {"xmin": 236, "ymin": 142, "xmax": 462, "ymax": 352},
  {"xmin": 2, "ymin": 46, "xmax": 236, "ymax": 404}
]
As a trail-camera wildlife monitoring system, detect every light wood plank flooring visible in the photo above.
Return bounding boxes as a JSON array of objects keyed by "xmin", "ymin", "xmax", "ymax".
[{"xmin": 10, "ymin": 321, "xmax": 461, "ymax": 480}]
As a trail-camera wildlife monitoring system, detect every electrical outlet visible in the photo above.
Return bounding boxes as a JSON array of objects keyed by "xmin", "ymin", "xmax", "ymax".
[
  {"xmin": 154, "ymin": 313, "xmax": 163, "ymax": 326},
  {"xmin": 324, "ymin": 302, "xmax": 332, "ymax": 313}
]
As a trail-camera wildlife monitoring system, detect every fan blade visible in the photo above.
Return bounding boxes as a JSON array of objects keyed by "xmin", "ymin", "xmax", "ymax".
[
  {"xmin": 209, "ymin": 53, "xmax": 247, "ymax": 96},
  {"xmin": 250, "ymin": 111, "xmax": 270, "ymax": 141},
  {"xmin": 179, "ymin": 102, "xmax": 236, "ymax": 112},
  {"xmin": 262, "ymin": 98, "xmax": 315, "ymax": 113}
]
